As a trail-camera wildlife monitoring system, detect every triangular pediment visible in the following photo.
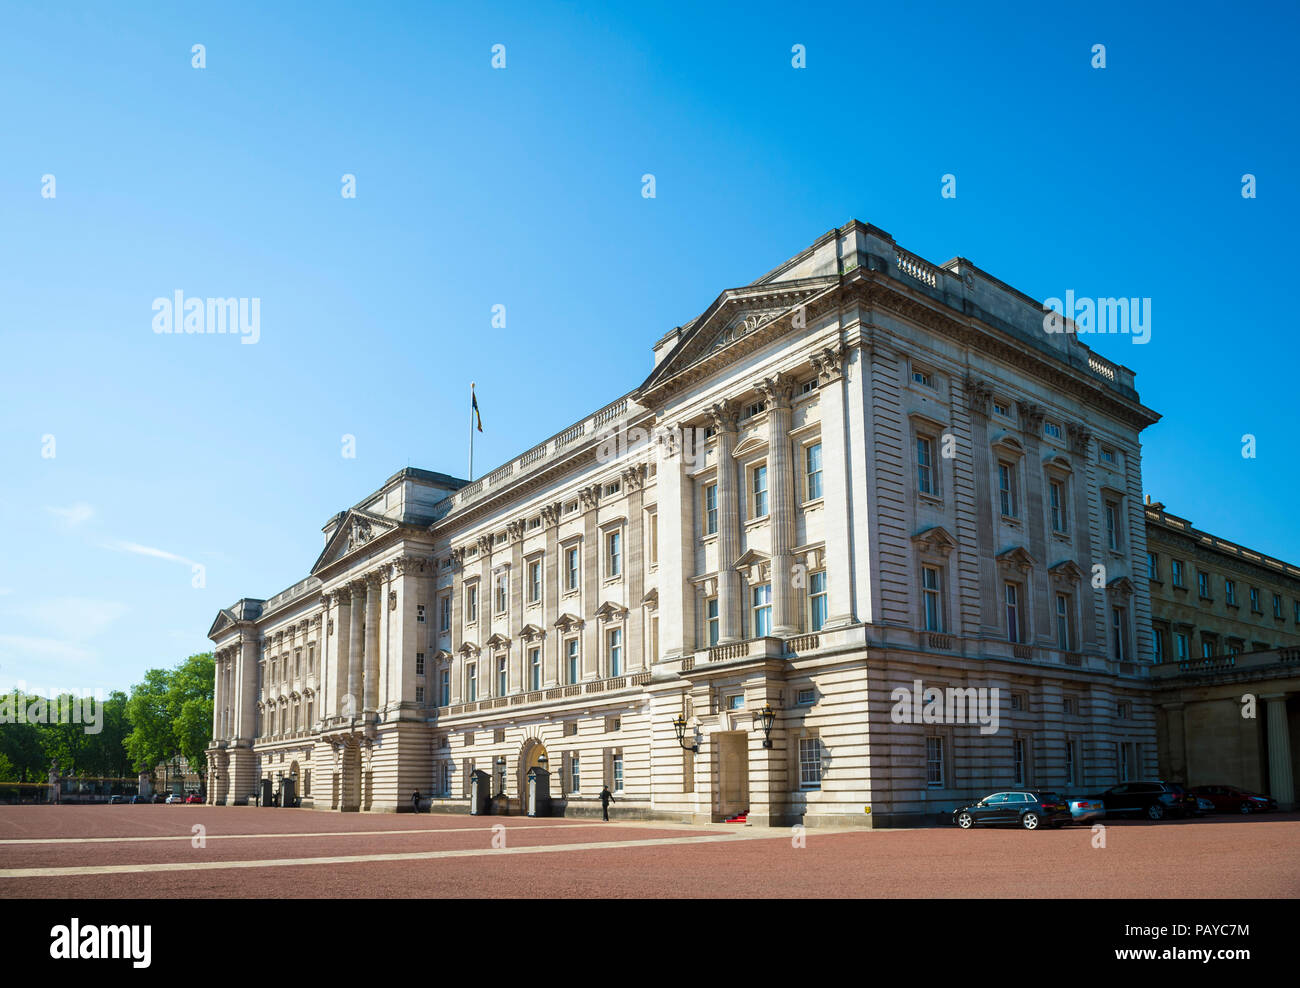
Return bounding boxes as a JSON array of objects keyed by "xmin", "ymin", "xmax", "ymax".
[
  {"xmin": 911, "ymin": 525, "xmax": 958, "ymax": 555},
  {"xmin": 554, "ymin": 612, "xmax": 584, "ymax": 633},
  {"xmin": 518, "ymin": 623, "xmax": 545, "ymax": 642},
  {"xmin": 640, "ymin": 587, "xmax": 659, "ymax": 608},
  {"xmin": 1049, "ymin": 559, "xmax": 1086, "ymax": 584},
  {"xmin": 1107, "ymin": 575, "xmax": 1136, "ymax": 597},
  {"xmin": 640, "ymin": 279, "xmax": 838, "ymax": 397},
  {"xmin": 311, "ymin": 509, "xmax": 400, "ymax": 574},
  {"xmin": 207, "ymin": 609, "xmax": 237, "ymax": 640},
  {"xmin": 485, "ymin": 632, "xmax": 511, "ymax": 649},
  {"xmin": 595, "ymin": 600, "xmax": 629, "ymax": 621},
  {"xmin": 996, "ymin": 546, "xmax": 1036, "ymax": 572}
]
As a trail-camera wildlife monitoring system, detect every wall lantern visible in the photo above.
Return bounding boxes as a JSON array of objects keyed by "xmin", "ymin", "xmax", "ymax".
[
  {"xmin": 673, "ymin": 715, "xmax": 698, "ymax": 753},
  {"xmin": 754, "ymin": 703, "xmax": 777, "ymax": 749}
]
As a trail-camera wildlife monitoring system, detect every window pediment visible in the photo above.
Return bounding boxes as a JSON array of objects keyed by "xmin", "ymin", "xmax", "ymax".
[
  {"xmin": 1049, "ymin": 559, "xmax": 1085, "ymax": 585},
  {"xmin": 554, "ymin": 613, "xmax": 584, "ymax": 633},
  {"xmin": 733, "ymin": 547, "xmax": 772, "ymax": 584},
  {"xmin": 911, "ymin": 525, "xmax": 958, "ymax": 556},
  {"xmin": 595, "ymin": 601, "xmax": 629, "ymax": 622},
  {"xmin": 996, "ymin": 546, "xmax": 1036, "ymax": 573}
]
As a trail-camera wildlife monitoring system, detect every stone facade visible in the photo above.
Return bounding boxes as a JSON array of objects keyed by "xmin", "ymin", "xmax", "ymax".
[{"xmin": 208, "ymin": 220, "xmax": 1176, "ymax": 826}]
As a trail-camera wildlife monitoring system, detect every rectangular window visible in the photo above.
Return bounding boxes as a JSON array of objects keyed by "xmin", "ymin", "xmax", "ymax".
[
  {"xmin": 1043, "ymin": 421, "xmax": 1062, "ymax": 440},
  {"xmin": 1225, "ymin": 579, "xmax": 1237, "ymax": 605},
  {"xmin": 916, "ymin": 435, "xmax": 935, "ymax": 495},
  {"xmin": 565, "ymin": 546, "xmax": 580, "ymax": 592},
  {"xmin": 798, "ymin": 737, "xmax": 822, "ymax": 790},
  {"xmin": 439, "ymin": 595, "xmax": 450, "ymax": 632},
  {"xmin": 809, "ymin": 571, "xmax": 828, "ymax": 632},
  {"xmin": 922, "ymin": 566, "xmax": 942, "ymax": 632},
  {"xmin": 1100, "ymin": 446, "xmax": 1117, "ymax": 465},
  {"xmin": 466, "ymin": 584, "xmax": 479, "ymax": 623},
  {"xmin": 415, "ymin": 652, "xmax": 426, "ymax": 676},
  {"xmin": 926, "ymin": 736, "xmax": 944, "ymax": 786},
  {"xmin": 566, "ymin": 638, "xmax": 579, "ymax": 684},
  {"xmin": 752, "ymin": 584, "xmax": 772, "ymax": 637},
  {"xmin": 1111, "ymin": 606, "xmax": 1129, "ymax": 662},
  {"xmin": 1065, "ymin": 740, "xmax": 1078, "ymax": 786},
  {"xmin": 571, "ymin": 754, "xmax": 581, "ymax": 794},
  {"xmin": 467, "ymin": 663, "xmax": 477, "ymax": 702},
  {"xmin": 613, "ymin": 754, "xmax": 624, "ymax": 793},
  {"xmin": 608, "ymin": 628, "xmax": 623, "ymax": 677},
  {"xmin": 1049, "ymin": 479, "xmax": 1067, "ymax": 533},
  {"xmin": 415, "ymin": 685, "xmax": 425, "ymax": 704},
  {"xmin": 1249, "ymin": 587, "xmax": 1261, "ymax": 612},
  {"xmin": 726, "ymin": 694, "xmax": 744, "ymax": 711},
  {"xmin": 1273, "ymin": 593, "xmax": 1284, "ymax": 619},
  {"xmin": 495, "ymin": 574, "xmax": 508, "ymax": 613},
  {"xmin": 416, "ymin": 604, "xmax": 426, "ymax": 624},
  {"xmin": 496, "ymin": 656, "xmax": 507, "ymax": 696},
  {"xmin": 1105, "ymin": 501, "xmax": 1120, "ymax": 551},
  {"xmin": 1152, "ymin": 627, "xmax": 1166, "ymax": 664},
  {"xmin": 912, "ymin": 367, "xmax": 933, "ymax": 387},
  {"xmin": 1055, "ymin": 593, "xmax": 1072, "ymax": 651},
  {"xmin": 607, "ymin": 531, "xmax": 622, "ymax": 578},
  {"xmin": 1171, "ymin": 559, "xmax": 1185, "ymax": 587},
  {"xmin": 998, "ymin": 461, "xmax": 1018, "ymax": 517},
  {"xmin": 529, "ymin": 648, "xmax": 541, "ymax": 691},
  {"xmin": 1013, "ymin": 738, "xmax": 1026, "ymax": 786},
  {"xmin": 704, "ymin": 483, "xmax": 718, "ymax": 535},
  {"xmin": 993, "ymin": 400, "xmax": 1011, "ymax": 418},
  {"xmin": 1118, "ymin": 742, "xmax": 1131, "ymax": 782},
  {"xmin": 1147, "ymin": 552, "xmax": 1159, "ymax": 580},
  {"xmin": 796, "ymin": 688, "xmax": 816, "ymax": 705},
  {"xmin": 648, "ymin": 512, "xmax": 658, "ymax": 566},
  {"xmin": 1175, "ymin": 632, "xmax": 1189, "ymax": 661},
  {"xmin": 706, "ymin": 597, "xmax": 720, "ymax": 646},
  {"xmin": 528, "ymin": 560, "xmax": 542, "ymax": 603},
  {"xmin": 1005, "ymin": 582, "xmax": 1022, "ymax": 644},
  {"xmin": 439, "ymin": 669, "xmax": 450, "ymax": 706},
  {"xmin": 752, "ymin": 464, "xmax": 769, "ymax": 518},
  {"xmin": 1202, "ymin": 638, "xmax": 1215, "ymax": 659},
  {"xmin": 1197, "ymin": 571, "xmax": 1210, "ymax": 598},
  {"xmin": 805, "ymin": 442, "xmax": 823, "ymax": 500}
]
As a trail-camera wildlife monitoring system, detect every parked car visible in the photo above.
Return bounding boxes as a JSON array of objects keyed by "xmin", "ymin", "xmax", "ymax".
[
  {"xmin": 108, "ymin": 794, "xmax": 126, "ymax": 805},
  {"xmin": 1094, "ymin": 781, "xmax": 1198, "ymax": 820},
  {"xmin": 153, "ymin": 793, "xmax": 168, "ymax": 803},
  {"xmin": 1189, "ymin": 785, "xmax": 1277, "ymax": 814},
  {"xmin": 1195, "ymin": 796, "xmax": 1215, "ymax": 814},
  {"xmin": 1067, "ymin": 796, "xmax": 1106, "ymax": 824},
  {"xmin": 129, "ymin": 794, "xmax": 148, "ymax": 804},
  {"xmin": 953, "ymin": 790, "xmax": 1073, "ymax": 830},
  {"xmin": 185, "ymin": 794, "xmax": 202, "ymax": 804},
  {"xmin": 165, "ymin": 793, "xmax": 184, "ymax": 804}
]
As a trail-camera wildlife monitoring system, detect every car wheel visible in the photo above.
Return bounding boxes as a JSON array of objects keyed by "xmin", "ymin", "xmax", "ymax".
[
  {"xmin": 1239, "ymin": 802, "xmax": 1252, "ymax": 814},
  {"xmin": 1022, "ymin": 812, "xmax": 1041, "ymax": 830},
  {"xmin": 957, "ymin": 811, "xmax": 974, "ymax": 829},
  {"xmin": 1147, "ymin": 803, "xmax": 1164, "ymax": 821}
]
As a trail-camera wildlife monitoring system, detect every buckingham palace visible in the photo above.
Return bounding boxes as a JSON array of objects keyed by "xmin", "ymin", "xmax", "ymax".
[{"xmin": 207, "ymin": 220, "xmax": 1174, "ymax": 827}]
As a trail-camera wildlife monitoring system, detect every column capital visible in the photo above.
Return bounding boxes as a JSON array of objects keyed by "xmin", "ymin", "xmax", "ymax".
[
  {"xmin": 706, "ymin": 399, "xmax": 740, "ymax": 433},
  {"xmin": 964, "ymin": 376, "xmax": 994, "ymax": 417},
  {"xmin": 755, "ymin": 372, "xmax": 796, "ymax": 410},
  {"xmin": 809, "ymin": 342, "xmax": 848, "ymax": 382}
]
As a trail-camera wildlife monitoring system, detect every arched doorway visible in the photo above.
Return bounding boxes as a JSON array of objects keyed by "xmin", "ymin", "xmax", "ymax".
[{"xmin": 517, "ymin": 738, "xmax": 549, "ymax": 804}]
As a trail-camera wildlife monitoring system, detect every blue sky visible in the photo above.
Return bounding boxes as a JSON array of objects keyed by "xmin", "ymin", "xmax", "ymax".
[{"xmin": 1, "ymin": 1, "xmax": 1296, "ymax": 693}]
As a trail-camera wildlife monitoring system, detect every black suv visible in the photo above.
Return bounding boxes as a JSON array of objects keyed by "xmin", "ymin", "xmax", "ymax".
[
  {"xmin": 1094, "ymin": 781, "xmax": 1198, "ymax": 820},
  {"xmin": 953, "ymin": 790, "xmax": 1073, "ymax": 830}
]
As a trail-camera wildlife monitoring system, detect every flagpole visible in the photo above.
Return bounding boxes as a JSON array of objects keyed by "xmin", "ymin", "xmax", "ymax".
[{"xmin": 469, "ymin": 381, "xmax": 475, "ymax": 481}]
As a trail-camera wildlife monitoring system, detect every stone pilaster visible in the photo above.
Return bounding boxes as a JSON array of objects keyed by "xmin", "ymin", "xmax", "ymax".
[
  {"xmin": 708, "ymin": 400, "xmax": 742, "ymax": 642},
  {"xmin": 364, "ymin": 571, "xmax": 382, "ymax": 717},
  {"xmin": 760, "ymin": 372, "xmax": 799, "ymax": 636},
  {"xmin": 347, "ymin": 580, "xmax": 365, "ymax": 719},
  {"xmin": 810, "ymin": 344, "xmax": 854, "ymax": 627}
]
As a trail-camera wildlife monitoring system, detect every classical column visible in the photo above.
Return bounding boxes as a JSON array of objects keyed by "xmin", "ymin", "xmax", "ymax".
[
  {"xmin": 347, "ymin": 580, "xmax": 365, "ymax": 718},
  {"xmin": 212, "ymin": 649, "xmax": 225, "ymax": 740},
  {"xmin": 709, "ymin": 400, "xmax": 742, "ymax": 642},
  {"xmin": 541, "ymin": 503, "xmax": 561, "ymax": 686},
  {"xmin": 624, "ymin": 464, "xmax": 646, "ymax": 671},
  {"xmin": 364, "ymin": 571, "xmax": 382, "ymax": 717},
  {"xmin": 1264, "ymin": 694, "xmax": 1295, "ymax": 809},
  {"xmin": 235, "ymin": 636, "xmax": 259, "ymax": 742},
  {"xmin": 580, "ymin": 483, "xmax": 600, "ymax": 679},
  {"xmin": 449, "ymin": 547, "xmax": 465, "ymax": 704},
  {"xmin": 655, "ymin": 422, "xmax": 695, "ymax": 660},
  {"xmin": 760, "ymin": 373, "xmax": 799, "ymax": 636},
  {"xmin": 966, "ymin": 378, "xmax": 1001, "ymax": 636},
  {"xmin": 810, "ymin": 344, "xmax": 854, "ymax": 628}
]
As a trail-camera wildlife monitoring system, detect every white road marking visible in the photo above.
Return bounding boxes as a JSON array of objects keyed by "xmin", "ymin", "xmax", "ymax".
[
  {"xmin": 0, "ymin": 822, "xmax": 643, "ymax": 847},
  {"xmin": 0, "ymin": 830, "xmax": 807, "ymax": 879}
]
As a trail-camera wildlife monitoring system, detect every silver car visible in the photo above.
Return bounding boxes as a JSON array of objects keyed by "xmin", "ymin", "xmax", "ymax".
[{"xmin": 1068, "ymin": 796, "xmax": 1105, "ymax": 823}]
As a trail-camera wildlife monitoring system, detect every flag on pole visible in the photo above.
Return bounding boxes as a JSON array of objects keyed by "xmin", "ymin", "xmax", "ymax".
[{"xmin": 471, "ymin": 385, "xmax": 483, "ymax": 432}]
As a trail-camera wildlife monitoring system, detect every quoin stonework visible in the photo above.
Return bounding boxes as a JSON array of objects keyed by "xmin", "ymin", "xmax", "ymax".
[{"xmin": 207, "ymin": 221, "xmax": 1299, "ymax": 825}]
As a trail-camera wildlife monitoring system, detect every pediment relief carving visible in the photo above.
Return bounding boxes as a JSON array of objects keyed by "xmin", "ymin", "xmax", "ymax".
[
  {"xmin": 911, "ymin": 526, "xmax": 958, "ymax": 556},
  {"xmin": 996, "ymin": 546, "xmax": 1036, "ymax": 573}
]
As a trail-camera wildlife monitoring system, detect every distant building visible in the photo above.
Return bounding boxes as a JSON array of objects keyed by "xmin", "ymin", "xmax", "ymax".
[{"xmin": 1145, "ymin": 501, "xmax": 1300, "ymax": 806}]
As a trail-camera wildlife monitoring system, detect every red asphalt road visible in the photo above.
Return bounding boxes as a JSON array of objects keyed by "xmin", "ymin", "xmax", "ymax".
[{"xmin": 2, "ymin": 805, "xmax": 1297, "ymax": 898}]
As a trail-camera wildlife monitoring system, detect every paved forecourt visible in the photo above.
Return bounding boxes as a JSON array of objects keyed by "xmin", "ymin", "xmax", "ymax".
[{"xmin": 0, "ymin": 806, "xmax": 1296, "ymax": 898}]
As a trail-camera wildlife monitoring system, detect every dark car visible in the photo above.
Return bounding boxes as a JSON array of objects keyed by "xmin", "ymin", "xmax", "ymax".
[
  {"xmin": 129, "ymin": 794, "xmax": 147, "ymax": 804},
  {"xmin": 1189, "ymin": 785, "xmax": 1277, "ymax": 814},
  {"xmin": 953, "ymin": 790, "xmax": 1073, "ymax": 830},
  {"xmin": 108, "ymin": 794, "xmax": 126, "ymax": 805},
  {"xmin": 1094, "ymin": 781, "xmax": 1198, "ymax": 820}
]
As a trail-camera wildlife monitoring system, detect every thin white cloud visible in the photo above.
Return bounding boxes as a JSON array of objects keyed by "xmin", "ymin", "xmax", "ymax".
[
  {"xmin": 102, "ymin": 539, "xmax": 199, "ymax": 568},
  {"xmin": 0, "ymin": 634, "xmax": 94, "ymax": 665},
  {"xmin": 26, "ymin": 598, "xmax": 128, "ymax": 640},
  {"xmin": 45, "ymin": 502, "xmax": 94, "ymax": 528}
]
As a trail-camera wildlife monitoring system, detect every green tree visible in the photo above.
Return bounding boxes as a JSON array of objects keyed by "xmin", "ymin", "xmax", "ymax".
[{"xmin": 125, "ymin": 669, "xmax": 178, "ymax": 773}]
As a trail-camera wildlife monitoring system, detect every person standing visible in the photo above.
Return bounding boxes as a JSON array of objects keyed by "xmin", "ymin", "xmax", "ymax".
[
  {"xmin": 411, "ymin": 789, "xmax": 421, "ymax": 814},
  {"xmin": 599, "ymin": 784, "xmax": 615, "ymax": 822}
]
